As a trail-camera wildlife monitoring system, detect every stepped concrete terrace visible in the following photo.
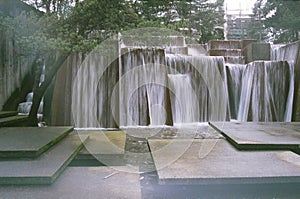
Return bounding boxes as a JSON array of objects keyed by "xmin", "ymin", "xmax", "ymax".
[
  {"xmin": 208, "ymin": 39, "xmax": 270, "ymax": 65},
  {"xmin": 210, "ymin": 122, "xmax": 300, "ymax": 153},
  {"xmin": 0, "ymin": 133, "xmax": 88, "ymax": 185},
  {"xmin": 0, "ymin": 111, "xmax": 18, "ymax": 118},
  {"xmin": 0, "ymin": 111, "xmax": 28, "ymax": 127},
  {"xmin": 0, "ymin": 126, "xmax": 73, "ymax": 159},
  {"xmin": 0, "ymin": 123, "xmax": 300, "ymax": 197}
]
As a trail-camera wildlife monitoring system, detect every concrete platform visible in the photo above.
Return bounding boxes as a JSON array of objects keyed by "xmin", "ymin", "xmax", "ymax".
[
  {"xmin": 77, "ymin": 130, "xmax": 126, "ymax": 154},
  {"xmin": 0, "ymin": 167, "xmax": 141, "ymax": 199},
  {"xmin": 149, "ymin": 139, "xmax": 300, "ymax": 185},
  {"xmin": 0, "ymin": 111, "xmax": 17, "ymax": 118},
  {"xmin": 74, "ymin": 130, "xmax": 126, "ymax": 166},
  {"xmin": 209, "ymin": 122, "xmax": 300, "ymax": 150},
  {"xmin": 0, "ymin": 134, "xmax": 87, "ymax": 185},
  {"xmin": 0, "ymin": 127, "xmax": 73, "ymax": 158},
  {"xmin": 0, "ymin": 115, "xmax": 28, "ymax": 127}
]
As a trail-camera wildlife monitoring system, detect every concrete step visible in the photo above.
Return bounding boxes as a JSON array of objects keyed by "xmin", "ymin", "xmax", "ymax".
[
  {"xmin": 208, "ymin": 40, "xmax": 242, "ymax": 50},
  {"xmin": 0, "ymin": 111, "xmax": 18, "ymax": 119},
  {"xmin": 224, "ymin": 56, "xmax": 245, "ymax": 64},
  {"xmin": 208, "ymin": 39, "xmax": 257, "ymax": 50},
  {"xmin": 149, "ymin": 138, "xmax": 300, "ymax": 185},
  {"xmin": 72, "ymin": 130, "xmax": 126, "ymax": 166},
  {"xmin": 0, "ymin": 115, "xmax": 28, "ymax": 127},
  {"xmin": 209, "ymin": 122, "xmax": 300, "ymax": 151},
  {"xmin": 0, "ymin": 167, "xmax": 142, "ymax": 198},
  {"xmin": 209, "ymin": 49, "xmax": 243, "ymax": 57},
  {"xmin": 0, "ymin": 133, "xmax": 88, "ymax": 185},
  {"xmin": 0, "ymin": 127, "xmax": 73, "ymax": 159}
]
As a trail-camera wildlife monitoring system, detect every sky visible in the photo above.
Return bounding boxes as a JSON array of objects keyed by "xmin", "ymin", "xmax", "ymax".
[{"xmin": 225, "ymin": 0, "xmax": 257, "ymax": 15}]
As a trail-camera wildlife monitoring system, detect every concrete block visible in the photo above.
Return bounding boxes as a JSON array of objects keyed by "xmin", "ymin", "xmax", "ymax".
[
  {"xmin": 210, "ymin": 122, "xmax": 300, "ymax": 151},
  {"xmin": 149, "ymin": 138, "xmax": 300, "ymax": 185},
  {"xmin": 0, "ymin": 127, "xmax": 73, "ymax": 159},
  {"xmin": 0, "ymin": 134, "xmax": 87, "ymax": 185},
  {"xmin": 244, "ymin": 43, "xmax": 271, "ymax": 63}
]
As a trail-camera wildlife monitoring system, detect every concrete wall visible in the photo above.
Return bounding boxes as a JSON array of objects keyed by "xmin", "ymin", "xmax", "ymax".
[
  {"xmin": 244, "ymin": 43, "xmax": 271, "ymax": 63},
  {"xmin": 0, "ymin": 0, "xmax": 40, "ymax": 111},
  {"xmin": 0, "ymin": 31, "xmax": 33, "ymax": 111}
]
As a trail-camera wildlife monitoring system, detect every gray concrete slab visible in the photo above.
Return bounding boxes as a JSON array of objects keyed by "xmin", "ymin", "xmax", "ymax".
[
  {"xmin": 77, "ymin": 130, "xmax": 126, "ymax": 155},
  {"xmin": 0, "ymin": 134, "xmax": 87, "ymax": 185},
  {"xmin": 149, "ymin": 124, "xmax": 223, "ymax": 140},
  {"xmin": 149, "ymin": 139, "xmax": 300, "ymax": 185},
  {"xmin": 0, "ymin": 167, "xmax": 141, "ymax": 199},
  {"xmin": 0, "ymin": 111, "xmax": 17, "ymax": 118},
  {"xmin": 0, "ymin": 126, "xmax": 73, "ymax": 158},
  {"xmin": 73, "ymin": 130, "xmax": 127, "ymax": 167},
  {"xmin": 0, "ymin": 115, "xmax": 28, "ymax": 127},
  {"xmin": 210, "ymin": 122, "xmax": 300, "ymax": 150}
]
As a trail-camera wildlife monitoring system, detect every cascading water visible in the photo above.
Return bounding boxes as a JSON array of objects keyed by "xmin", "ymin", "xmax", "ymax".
[
  {"xmin": 270, "ymin": 42, "xmax": 298, "ymax": 122},
  {"xmin": 65, "ymin": 39, "xmax": 297, "ymax": 128},
  {"xmin": 119, "ymin": 48, "xmax": 169, "ymax": 127},
  {"xmin": 18, "ymin": 92, "xmax": 34, "ymax": 114},
  {"xmin": 237, "ymin": 61, "xmax": 293, "ymax": 122},
  {"xmin": 168, "ymin": 74, "xmax": 198, "ymax": 123},
  {"xmin": 226, "ymin": 64, "xmax": 245, "ymax": 119},
  {"xmin": 72, "ymin": 53, "xmax": 118, "ymax": 128},
  {"xmin": 166, "ymin": 54, "xmax": 228, "ymax": 122},
  {"xmin": 71, "ymin": 48, "xmax": 229, "ymax": 127}
]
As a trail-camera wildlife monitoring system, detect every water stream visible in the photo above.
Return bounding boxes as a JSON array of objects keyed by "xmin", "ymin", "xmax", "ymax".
[{"xmin": 65, "ymin": 41, "xmax": 296, "ymax": 128}]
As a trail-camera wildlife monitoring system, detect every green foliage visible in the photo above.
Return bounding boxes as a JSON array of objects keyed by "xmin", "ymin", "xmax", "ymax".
[
  {"xmin": 250, "ymin": 0, "xmax": 300, "ymax": 43},
  {"xmin": 67, "ymin": 0, "xmax": 140, "ymax": 42},
  {"xmin": 130, "ymin": 0, "xmax": 225, "ymax": 43},
  {"xmin": 22, "ymin": 0, "xmax": 75, "ymax": 16},
  {"xmin": 0, "ymin": 11, "xmax": 96, "ymax": 58}
]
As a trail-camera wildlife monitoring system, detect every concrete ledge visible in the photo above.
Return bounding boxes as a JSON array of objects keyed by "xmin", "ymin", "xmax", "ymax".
[
  {"xmin": 209, "ymin": 49, "xmax": 243, "ymax": 57},
  {"xmin": 244, "ymin": 42, "xmax": 271, "ymax": 63},
  {"xmin": 149, "ymin": 139, "xmax": 300, "ymax": 185},
  {"xmin": 0, "ymin": 167, "xmax": 141, "ymax": 198},
  {"xmin": 0, "ymin": 115, "xmax": 28, "ymax": 127},
  {"xmin": 0, "ymin": 111, "xmax": 18, "ymax": 119},
  {"xmin": 0, "ymin": 134, "xmax": 88, "ymax": 185},
  {"xmin": 209, "ymin": 122, "xmax": 300, "ymax": 151},
  {"xmin": 0, "ymin": 127, "xmax": 73, "ymax": 159}
]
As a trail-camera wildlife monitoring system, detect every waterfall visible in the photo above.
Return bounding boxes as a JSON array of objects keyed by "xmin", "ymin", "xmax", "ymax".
[
  {"xmin": 64, "ymin": 40, "xmax": 297, "ymax": 128},
  {"xmin": 168, "ymin": 74, "xmax": 198, "ymax": 123},
  {"xmin": 237, "ymin": 61, "xmax": 293, "ymax": 122},
  {"xmin": 18, "ymin": 92, "xmax": 43, "ymax": 115},
  {"xmin": 166, "ymin": 54, "xmax": 228, "ymax": 122},
  {"xmin": 270, "ymin": 42, "xmax": 298, "ymax": 122},
  {"xmin": 226, "ymin": 64, "xmax": 245, "ymax": 119},
  {"xmin": 119, "ymin": 48, "xmax": 168, "ymax": 127},
  {"xmin": 271, "ymin": 42, "xmax": 300, "ymax": 62}
]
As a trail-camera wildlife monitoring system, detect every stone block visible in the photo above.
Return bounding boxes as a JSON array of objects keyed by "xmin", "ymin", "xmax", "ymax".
[
  {"xmin": 149, "ymin": 138, "xmax": 300, "ymax": 185},
  {"xmin": 0, "ymin": 134, "xmax": 87, "ymax": 185},
  {"xmin": 0, "ymin": 126, "xmax": 73, "ymax": 159},
  {"xmin": 244, "ymin": 42, "xmax": 271, "ymax": 63},
  {"xmin": 210, "ymin": 122, "xmax": 300, "ymax": 150}
]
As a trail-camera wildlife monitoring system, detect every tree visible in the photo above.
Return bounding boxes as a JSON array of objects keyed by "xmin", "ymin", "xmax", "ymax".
[
  {"xmin": 1, "ymin": 11, "xmax": 74, "ymax": 125},
  {"xmin": 2, "ymin": 0, "xmax": 140, "ymax": 126},
  {"xmin": 2, "ymin": 0, "xmax": 225, "ymax": 125},
  {"xmin": 248, "ymin": 0, "xmax": 268, "ymax": 41},
  {"xmin": 21, "ymin": 0, "xmax": 75, "ymax": 15},
  {"xmin": 184, "ymin": 0, "xmax": 225, "ymax": 43},
  {"xmin": 1, "ymin": 0, "xmax": 100, "ymax": 125},
  {"xmin": 250, "ymin": 0, "xmax": 300, "ymax": 43},
  {"xmin": 68, "ymin": 0, "xmax": 140, "ymax": 41},
  {"xmin": 130, "ymin": 0, "xmax": 225, "ymax": 43}
]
